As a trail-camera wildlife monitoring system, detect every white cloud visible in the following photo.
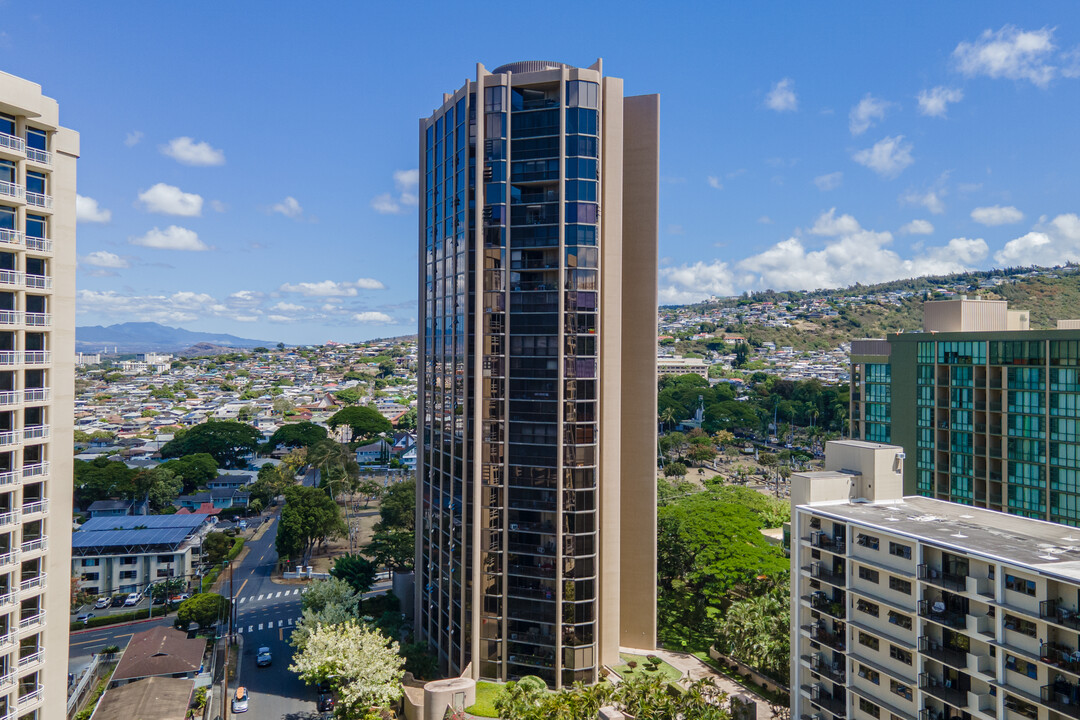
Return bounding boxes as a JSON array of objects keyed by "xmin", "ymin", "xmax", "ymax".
[
  {"xmin": 765, "ymin": 78, "xmax": 798, "ymax": 112},
  {"xmin": 76, "ymin": 195, "xmax": 112, "ymax": 223},
  {"xmin": 953, "ymin": 25, "xmax": 1059, "ymax": 87},
  {"xmin": 706, "ymin": 176, "xmax": 723, "ymax": 190},
  {"xmin": 138, "ymin": 183, "xmax": 203, "ymax": 217},
  {"xmin": 82, "ymin": 251, "xmax": 129, "ymax": 269},
  {"xmin": 372, "ymin": 169, "xmax": 420, "ymax": 214},
  {"xmin": 994, "ymin": 214, "xmax": 1080, "ymax": 266},
  {"xmin": 917, "ymin": 87, "xmax": 964, "ymax": 117},
  {"xmin": 77, "ymin": 289, "xmax": 218, "ymax": 324},
  {"xmin": 814, "ymin": 172, "xmax": 843, "ymax": 191},
  {"xmin": 227, "ymin": 290, "xmax": 264, "ymax": 307},
  {"xmin": 279, "ymin": 278, "xmax": 385, "ymax": 297},
  {"xmin": 271, "ymin": 196, "xmax": 303, "ymax": 218},
  {"xmin": 130, "ymin": 225, "xmax": 208, "ymax": 251},
  {"xmin": 124, "ymin": 131, "xmax": 143, "ymax": 147},
  {"xmin": 210, "ymin": 200, "xmax": 227, "ymax": 213},
  {"xmin": 1064, "ymin": 46, "xmax": 1080, "ymax": 78},
  {"xmin": 268, "ymin": 315, "xmax": 293, "ymax": 324},
  {"xmin": 160, "ymin": 136, "xmax": 225, "ymax": 166},
  {"xmin": 353, "ymin": 311, "xmax": 394, "ymax": 324},
  {"xmin": 659, "ymin": 211, "xmax": 989, "ymax": 302},
  {"xmin": 757, "ymin": 216, "xmax": 774, "ymax": 225},
  {"xmin": 901, "ymin": 189, "xmax": 946, "ymax": 215},
  {"xmin": 971, "ymin": 205, "xmax": 1024, "ymax": 226},
  {"xmin": 849, "ymin": 94, "xmax": 890, "ymax": 135},
  {"xmin": 234, "ymin": 315, "xmax": 259, "ymax": 323},
  {"xmin": 271, "ymin": 301, "xmax": 306, "ymax": 312},
  {"xmin": 853, "ymin": 136, "xmax": 914, "ymax": 178},
  {"xmin": 900, "ymin": 219, "xmax": 935, "ymax": 235}
]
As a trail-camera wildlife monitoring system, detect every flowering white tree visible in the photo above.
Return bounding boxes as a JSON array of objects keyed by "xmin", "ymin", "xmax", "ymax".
[{"xmin": 289, "ymin": 619, "xmax": 405, "ymax": 709}]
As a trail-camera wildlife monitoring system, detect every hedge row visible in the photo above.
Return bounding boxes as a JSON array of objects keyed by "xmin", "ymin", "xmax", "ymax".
[
  {"xmin": 200, "ymin": 538, "xmax": 245, "ymax": 592},
  {"xmin": 71, "ymin": 605, "xmax": 167, "ymax": 631}
]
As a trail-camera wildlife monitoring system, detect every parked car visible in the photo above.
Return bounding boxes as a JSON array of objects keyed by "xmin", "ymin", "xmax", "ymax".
[
  {"xmin": 232, "ymin": 686, "xmax": 249, "ymax": 713},
  {"xmin": 256, "ymin": 647, "xmax": 271, "ymax": 667},
  {"xmin": 76, "ymin": 613, "xmax": 94, "ymax": 624},
  {"xmin": 123, "ymin": 593, "xmax": 141, "ymax": 607},
  {"xmin": 110, "ymin": 595, "xmax": 126, "ymax": 608},
  {"xmin": 238, "ymin": 520, "xmax": 248, "ymax": 530},
  {"xmin": 316, "ymin": 694, "xmax": 334, "ymax": 712},
  {"xmin": 93, "ymin": 597, "xmax": 110, "ymax": 609}
]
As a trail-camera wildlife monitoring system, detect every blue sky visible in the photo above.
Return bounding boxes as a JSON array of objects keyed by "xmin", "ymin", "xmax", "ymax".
[{"xmin": 3, "ymin": 2, "xmax": 1079, "ymax": 343}]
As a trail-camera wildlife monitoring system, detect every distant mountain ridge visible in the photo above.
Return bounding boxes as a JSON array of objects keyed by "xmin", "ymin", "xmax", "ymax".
[{"xmin": 76, "ymin": 322, "xmax": 277, "ymax": 353}]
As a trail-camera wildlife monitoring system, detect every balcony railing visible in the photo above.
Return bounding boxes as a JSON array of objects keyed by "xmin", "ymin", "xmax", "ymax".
[
  {"xmin": 1041, "ymin": 682, "xmax": 1080, "ymax": 717},
  {"xmin": 19, "ymin": 537, "xmax": 45, "ymax": 554},
  {"xmin": 23, "ymin": 274, "xmax": 49, "ymax": 290},
  {"xmin": 920, "ymin": 635, "xmax": 968, "ymax": 669},
  {"xmin": 21, "ymin": 462, "xmax": 49, "ymax": 479},
  {"xmin": 0, "ymin": 271, "xmax": 21, "ymax": 287},
  {"xmin": 21, "ymin": 425, "xmax": 48, "ymax": 441},
  {"xmin": 23, "ymin": 313, "xmax": 49, "ymax": 327},
  {"xmin": 0, "ymin": 431, "xmax": 19, "ymax": 447},
  {"xmin": 807, "ymin": 654, "xmax": 846, "ymax": 683},
  {"xmin": 18, "ymin": 573, "xmax": 45, "ymax": 592},
  {"xmin": 806, "ymin": 562, "xmax": 847, "ymax": 587},
  {"xmin": 24, "ymin": 192, "xmax": 51, "ymax": 209},
  {"xmin": 919, "ymin": 672, "xmax": 968, "ymax": 708},
  {"xmin": 0, "ymin": 311, "xmax": 21, "ymax": 325},
  {"xmin": 20, "ymin": 500, "xmax": 46, "ymax": 516},
  {"xmin": 25, "ymin": 147, "xmax": 50, "ymax": 165},
  {"xmin": 918, "ymin": 598, "xmax": 967, "ymax": 629},
  {"xmin": 23, "ymin": 351, "xmax": 49, "ymax": 365},
  {"xmin": 0, "ymin": 592, "xmax": 15, "ymax": 607},
  {"xmin": 24, "ymin": 236, "xmax": 51, "ymax": 253},
  {"xmin": 808, "ymin": 685, "xmax": 847, "ymax": 717},
  {"xmin": 21, "ymin": 388, "xmax": 47, "ymax": 403},
  {"xmin": 0, "ymin": 391, "xmax": 18, "ymax": 406},
  {"xmin": 0, "ymin": 182, "xmax": 22, "ymax": 200},
  {"xmin": 919, "ymin": 564, "xmax": 969, "ymax": 593},
  {"xmin": 0, "ymin": 551, "xmax": 17, "ymax": 568},
  {"xmin": 0, "ymin": 353, "xmax": 15, "ymax": 367},
  {"xmin": 1041, "ymin": 599, "xmax": 1080, "ymax": 631},
  {"xmin": 0, "ymin": 471, "xmax": 16, "ymax": 487},
  {"xmin": 0, "ymin": 133, "xmax": 24, "ymax": 154},
  {"xmin": 1041, "ymin": 641, "xmax": 1080, "ymax": 675},
  {"xmin": 16, "ymin": 683, "xmax": 42, "ymax": 705},
  {"xmin": 17, "ymin": 650, "xmax": 42, "ymax": 668},
  {"xmin": 17, "ymin": 613, "xmax": 43, "ymax": 630},
  {"xmin": 809, "ymin": 531, "xmax": 846, "ymax": 554},
  {"xmin": 0, "ymin": 511, "xmax": 17, "ymax": 528},
  {"xmin": 0, "ymin": 230, "xmax": 21, "ymax": 246},
  {"xmin": 808, "ymin": 623, "xmax": 846, "ymax": 651}
]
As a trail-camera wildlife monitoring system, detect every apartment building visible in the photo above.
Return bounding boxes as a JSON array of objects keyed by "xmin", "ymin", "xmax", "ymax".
[
  {"xmin": 0, "ymin": 71, "xmax": 78, "ymax": 720},
  {"xmin": 792, "ymin": 440, "xmax": 1080, "ymax": 720},
  {"xmin": 850, "ymin": 297, "xmax": 1080, "ymax": 525},
  {"xmin": 417, "ymin": 59, "xmax": 659, "ymax": 687}
]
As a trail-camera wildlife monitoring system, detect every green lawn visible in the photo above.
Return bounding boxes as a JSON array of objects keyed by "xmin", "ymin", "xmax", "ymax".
[
  {"xmin": 466, "ymin": 681, "xmax": 502, "ymax": 718},
  {"xmin": 612, "ymin": 653, "xmax": 684, "ymax": 683}
]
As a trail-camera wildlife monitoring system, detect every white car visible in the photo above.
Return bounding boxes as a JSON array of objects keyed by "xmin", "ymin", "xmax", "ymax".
[
  {"xmin": 232, "ymin": 686, "xmax": 249, "ymax": 713},
  {"xmin": 93, "ymin": 597, "xmax": 110, "ymax": 609},
  {"xmin": 256, "ymin": 647, "xmax": 271, "ymax": 667},
  {"xmin": 123, "ymin": 593, "xmax": 141, "ymax": 607}
]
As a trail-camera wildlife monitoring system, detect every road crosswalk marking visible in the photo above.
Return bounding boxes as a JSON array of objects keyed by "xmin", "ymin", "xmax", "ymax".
[
  {"xmin": 239, "ymin": 597, "xmax": 245, "ymax": 604},
  {"xmin": 257, "ymin": 594, "xmax": 264, "ymax": 601},
  {"xmin": 248, "ymin": 625, "xmax": 254, "ymax": 632},
  {"xmin": 258, "ymin": 623, "xmax": 263, "ymax": 630},
  {"xmin": 275, "ymin": 591, "xmax": 281, "ymax": 598}
]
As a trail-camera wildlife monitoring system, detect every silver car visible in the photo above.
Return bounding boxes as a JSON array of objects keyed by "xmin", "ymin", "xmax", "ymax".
[{"xmin": 232, "ymin": 686, "xmax": 249, "ymax": 713}]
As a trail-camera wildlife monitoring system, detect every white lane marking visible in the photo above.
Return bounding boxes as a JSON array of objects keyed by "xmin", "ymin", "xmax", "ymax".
[
  {"xmin": 278, "ymin": 620, "xmax": 283, "ymax": 627},
  {"xmin": 248, "ymin": 625, "xmax": 253, "ymax": 633},
  {"xmin": 239, "ymin": 597, "xmax": 245, "ymax": 604},
  {"xmin": 258, "ymin": 623, "xmax": 264, "ymax": 630},
  {"xmin": 293, "ymin": 589, "xmax": 299, "ymax": 595},
  {"xmin": 237, "ymin": 627, "xmax": 244, "ymax": 634},
  {"xmin": 257, "ymin": 594, "xmax": 264, "ymax": 601},
  {"xmin": 275, "ymin": 591, "xmax": 281, "ymax": 598},
  {"xmin": 288, "ymin": 617, "xmax": 293, "ymax": 625}
]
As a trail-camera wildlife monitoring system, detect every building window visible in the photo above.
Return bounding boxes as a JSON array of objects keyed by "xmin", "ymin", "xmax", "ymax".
[
  {"xmin": 120, "ymin": 557, "xmax": 137, "ymax": 565},
  {"xmin": 119, "ymin": 571, "xmax": 137, "ymax": 580},
  {"xmin": 157, "ymin": 555, "xmax": 174, "ymax": 564},
  {"xmin": 858, "ymin": 632, "xmax": 879, "ymax": 651},
  {"xmin": 858, "ymin": 664, "xmax": 880, "ymax": 684},
  {"xmin": 857, "ymin": 599, "xmax": 879, "ymax": 618},
  {"xmin": 890, "ymin": 645, "xmax": 912, "ymax": 665},
  {"xmin": 890, "ymin": 680, "xmax": 913, "ymax": 701},
  {"xmin": 858, "ymin": 566, "xmax": 879, "ymax": 584},
  {"xmin": 889, "ymin": 576, "xmax": 911, "ymax": 595},
  {"xmin": 1004, "ymin": 573, "xmax": 1036, "ymax": 596},
  {"xmin": 856, "ymin": 533, "xmax": 880, "ymax": 550},
  {"xmin": 888, "ymin": 542, "xmax": 911, "ymax": 559},
  {"xmin": 859, "ymin": 698, "xmax": 881, "ymax": 719},
  {"xmin": 1003, "ymin": 614, "xmax": 1037, "ymax": 637},
  {"xmin": 887, "ymin": 610, "xmax": 912, "ymax": 629},
  {"xmin": 82, "ymin": 558, "xmax": 100, "ymax": 567},
  {"xmin": 81, "ymin": 572, "xmax": 99, "ymax": 581},
  {"xmin": 1005, "ymin": 654, "xmax": 1038, "ymax": 679}
]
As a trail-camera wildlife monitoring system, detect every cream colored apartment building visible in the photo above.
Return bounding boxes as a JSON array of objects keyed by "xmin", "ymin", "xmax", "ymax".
[
  {"xmin": 793, "ymin": 440, "xmax": 1080, "ymax": 720},
  {"xmin": 417, "ymin": 60, "xmax": 658, "ymax": 687},
  {"xmin": 0, "ymin": 71, "xmax": 78, "ymax": 720}
]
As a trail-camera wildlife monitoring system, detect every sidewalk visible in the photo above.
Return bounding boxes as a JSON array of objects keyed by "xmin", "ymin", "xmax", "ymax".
[{"xmin": 620, "ymin": 646, "xmax": 783, "ymax": 719}]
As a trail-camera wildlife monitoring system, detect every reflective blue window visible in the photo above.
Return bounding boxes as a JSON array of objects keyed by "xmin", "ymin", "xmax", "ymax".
[
  {"xmin": 0, "ymin": 115, "xmax": 12, "ymax": 137},
  {"xmin": 0, "ymin": 207, "xmax": 13, "ymax": 231},
  {"xmin": 25, "ymin": 128, "xmax": 45, "ymax": 151},
  {"xmin": 565, "ymin": 158, "xmax": 597, "ymax": 180},
  {"xmin": 565, "ymin": 180, "xmax": 596, "ymax": 202},
  {"xmin": 566, "ymin": 108, "xmax": 597, "ymax": 135},
  {"xmin": 566, "ymin": 81, "xmax": 599, "ymax": 109},
  {"xmin": 565, "ymin": 225, "xmax": 596, "ymax": 246},
  {"xmin": 565, "ymin": 135, "xmax": 597, "ymax": 157}
]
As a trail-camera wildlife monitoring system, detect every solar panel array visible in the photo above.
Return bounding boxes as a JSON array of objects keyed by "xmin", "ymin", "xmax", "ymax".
[{"xmin": 73, "ymin": 513, "xmax": 208, "ymax": 551}]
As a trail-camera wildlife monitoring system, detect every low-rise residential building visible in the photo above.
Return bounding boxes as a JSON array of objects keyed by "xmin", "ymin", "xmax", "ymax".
[
  {"xmin": 71, "ymin": 514, "xmax": 209, "ymax": 596},
  {"xmin": 792, "ymin": 439, "xmax": 1080, "ymax": 720},
  {"xmin": 658, "ymin": 355, "xmax": 710, "ymax": 378},
  {"xmin": 110, "ymin": 626, "xmax": 205, "ymax": 686}
]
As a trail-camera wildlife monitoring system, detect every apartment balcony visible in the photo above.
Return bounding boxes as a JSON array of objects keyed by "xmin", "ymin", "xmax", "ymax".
[
  {"xmin": 919, "ymin": 672, "xmax": 968, "ymax": 708},
  {"xmin": 1042, "ymin": 599, "xmax": 1080, "ymax": 632},
  {"xmin": 20, "ymin": 500, "xmax": 46, "ymax": 517},
  {"xmin": 1040, "ymin": 641, "xmax": 1080, "ymax": 675},
  {"xmin": 805, "ymin": 562, "xmax": 846, "ymax": 587},
  {"xmin": 21, "ymin": 462, "xmax": 49, "ymax": 479},
  {"xmin": 21, "ymin": 425, "xmax": 49, "ymax": 441},
  {"xmin": 0, "ymin": 510, "xmax": 17, "ymax": 528},
  {"xmin": 24, "ymin": 147, "xmax": 50, "ymax": 166},
  {"xmin": 24, "ymin": 236, "xmax": 51, "ymax": 253},
  {"xmin": 16, "ymin": 683, "xmax": 42, "ymax": 706},
  {"xmin": 23, "ymin": 351, "xmax": 49, "ymax": 365},
  {"xmin": 0, "ymin": 551, "xmax": 17, "ymax": 569},
  {"xmin": 0, "ymin": 230, "xmax": 21, "ymax": 247},
  {"xmin": 0, "ymin": 312, "xmax": 21, "ymax": 326},
  {"xmin": 807, "ymin": 623, "xmax": 847, "ymax": 651},
  {"xmin": 918, "ymin": 599, "xmax": 967, "ymax": 629},
  {"xmin": 1041, "ymin": 681, "xmax": 1080, "ymax": 718},
  {"xmin": 19, "ymin": 536, "xmax": 46, "ymax": 554},
  {"xmin": 17, "ymin": 649, "xmax": 42, "ymax": 669},
  {"xmin": 0, "ymin": 271, "xmax": 21, "ymax": 289},
  {"xmin": 0, "ymin": 391, "xmax": 18, "ymax": 407},
  {"xmin": 806, "ymin": 592, "xmax": 846, "ymax": 619},
  {"xmin": 0, "ymin": 132, "xmax": 25, "ymax": 155},
  {"xmin": 21, "ymin": 388, "xmax": 48, "ymax": 404},
  {"xmin": 18, "ymin": 572, "xmax": 46, "ymax": 593},
  {"xmin": 17, "ymin": 613, "xmax": 43, "ymax": 631},
  {"xmin": 0, "ymin": 590, "xmax": 15, "ymax": 607},
  {"xmin": 24, "ymin": 192, "xmax": 51, "ymax": 209},
  {"xmin": 809, "ymin": 531, "xmax": 847, "ymax": 555},
  {"xmin": 0, "ymin": 353, "xmax": 16, "ymax": 367},
  {"xmin": 23, "ymin": 313, "xmax": 49, "ymax": 328},
  {"xmin": 921, "ymin": 635, "xmax": 968, "ymax": 669},
  {"xmin": 806, "ymin": 685, "xmax": 847, "ymax": 717},
  {"xmin": 805, "ymin": 653, "xmax": 846, "ymax": 683},
  {"xmin": 0, "ymin": 181, "xmax": 23, "ymax": 200},
  {"xmin": 919, "ymin": 564, "xmax": 969, "ymax": 593},
  {"xmin": 0, "ymin": 471, "xmax": 16, "ymax": 488},
  {"xmin": 0, "ymin": 431, "xmax": 19, "ymax": 447},
  {"xmin": 23, "ymin": 274, "xmax": 50, "ymax": 290}
]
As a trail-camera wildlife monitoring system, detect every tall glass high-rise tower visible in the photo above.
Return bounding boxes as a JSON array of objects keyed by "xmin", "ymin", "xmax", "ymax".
[{"xmin": 417, "ymin": 59, "xmax": 658, "ymax": 687}]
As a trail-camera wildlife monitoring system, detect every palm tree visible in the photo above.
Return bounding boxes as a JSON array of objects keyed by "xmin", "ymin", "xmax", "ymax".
[{"xmin": 659, "ymin": 407, "xmax": 677, "ymax": 433}]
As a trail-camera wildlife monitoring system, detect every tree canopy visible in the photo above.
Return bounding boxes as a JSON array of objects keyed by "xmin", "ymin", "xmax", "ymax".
[
  {"xmin": 275, "ymin": 485, "xmax": 346, "ymax": 562},
  {"xmin": 159, "ymin": 453, "xmax": 219, "ymax": 494},
  {"xmin": 327, "ymin": 406, "xmax": 392, "ymax": 443},
  {"xmin": 160, "ymin": 421, "xmax": 261, "ymax": 469},
  {"xmin": 264, "ymin": 422, "xmax": 328, "ymax": 452},
  {"xmin": 175, "ymin": 593, "xmax": 230, "ymax": 631},
  {"xmin": 74, "ymin": 457, "xmax": 137, "ymax": 507},
  {"xmin": 289, "ymin": 620, "xmax": 404, "ymax": 711}
]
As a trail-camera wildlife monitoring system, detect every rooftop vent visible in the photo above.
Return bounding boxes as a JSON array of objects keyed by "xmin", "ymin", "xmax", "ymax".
[{"xmin": 491, "ymin": 61, "xmax": 573, "ymax": 75}]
